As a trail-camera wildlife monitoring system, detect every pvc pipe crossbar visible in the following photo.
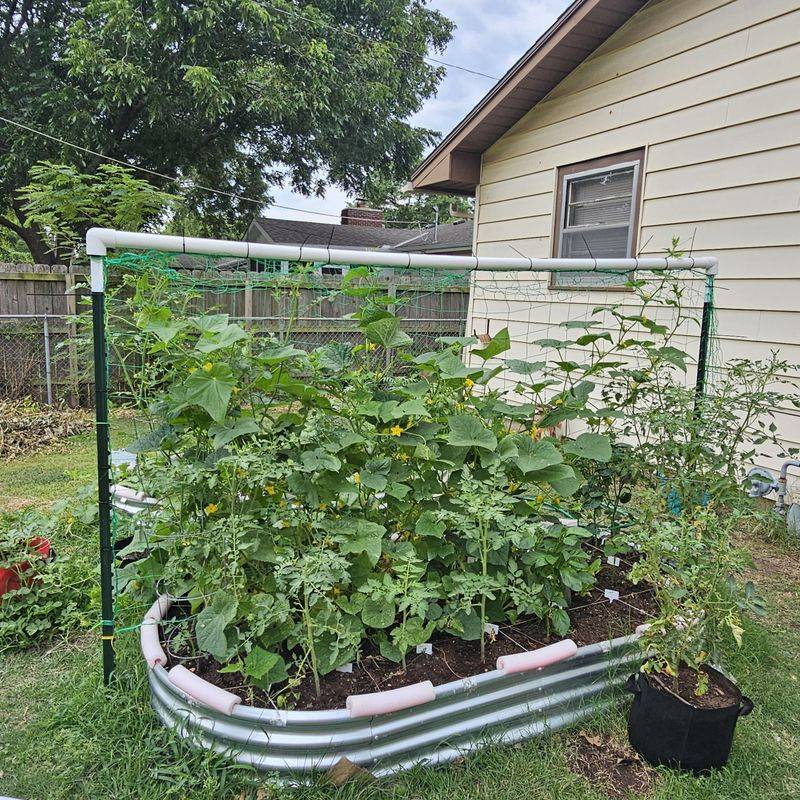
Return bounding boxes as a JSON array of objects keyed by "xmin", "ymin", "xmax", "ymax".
[{"xmin": 85, "ymin": 228, "xmax": 718, "ymax": 293}]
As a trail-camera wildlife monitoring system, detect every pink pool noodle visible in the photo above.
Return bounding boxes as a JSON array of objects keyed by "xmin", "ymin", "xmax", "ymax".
[
  {"xmin": 347, "ymin": 680, "xmax": 435, "ymax": 718},
  {"xmin": 496, "ymin": 639, "xmax": 578, "ymax": 675},
  {"xmin": 110, "ymin": 484, "xmax": 147, "ymax": 502},
  {"xmin": 144, "ymin": 594, "xmax": 172, "ymax": 622},
  {"xmin": 168, "ymin": 664, "xmax": 242, "ymax": 716},
  {"xmin": 140, "ymin": 620, "xmax": 167, "ymax": 668}
]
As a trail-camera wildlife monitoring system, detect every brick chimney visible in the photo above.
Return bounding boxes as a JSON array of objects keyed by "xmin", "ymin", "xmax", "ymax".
[{"xmin": 341, "ymin": 198, "xmax": 384, "ymax": 227}]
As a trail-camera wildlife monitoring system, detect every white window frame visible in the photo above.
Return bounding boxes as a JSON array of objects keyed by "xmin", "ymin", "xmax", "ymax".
[{"xmin": 552, "ymin": 151, "xmax": 644, "ymax": 289}]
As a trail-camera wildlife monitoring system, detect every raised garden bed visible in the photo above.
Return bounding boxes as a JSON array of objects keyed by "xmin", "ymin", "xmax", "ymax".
[{"xmin": 140, "ymin": 569, "xmax": 652, "ymax": 779}]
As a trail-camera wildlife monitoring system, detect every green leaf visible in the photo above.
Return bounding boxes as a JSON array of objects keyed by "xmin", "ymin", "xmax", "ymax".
[
  {"xmin": 140, "ymin": 308, "xmax": 185, "ymax": 342},
  {"xmin": 183, "ymin": 364, "xmax": 236, "ymax": 422},
  {"xmin": 446, "ymin": 415, "xmax": 497, "ymax": 451},
  {"xmin": 563, "ymin": 432, "xmax": 612, "ymax": 462},
  {"xmin": 195, "ymin": 323, "xmax": 248, "ymax": 353},
  {"xmin": 432, "ymin": 350, "xmax": 476, "ymax": 379},
  {"xmin": 472, "ymin": 327, "xmax": 510, "ymax": 360},
  {"xmin": 243, "ymin": 648, "xmax": 288, "ymax": 687},
  {"xmin": 415, "ymin": 510, "xmax": 445, "ymax": 537},
  {"xmin": 334, "ymin": 520, "xmax": 386, "ymax": 566},
  {"xmin": 509, "ymin": 435, "xmax": 563, "ymax": 473},
  {"xmin": 300, "ymin": 448, "xmax": 342, "ymax": 472},
  {"xmin": 362, "ymin": 597, "xmax": 396, "ymax": 628},
  {"xmin": 127, "ymin": 424, "xmax": 171, "ymax": 453},
  {"xmin": 364, "ymin": 316, "xmax": 413, "ymax": 349},
  {"xmin": 655, "ymin": 346, "xmax": 689, "ymax": 371},
  {"xmin": 208, "ymin": 417, "xmax": 260, "ymax": 449},
  {"xmin": 195, "ymin": 594, "xmax": 238, "ymax": 659},
  {"xmin": 506, "ymin": 359, "xmax": 546, "ymax": 376}
]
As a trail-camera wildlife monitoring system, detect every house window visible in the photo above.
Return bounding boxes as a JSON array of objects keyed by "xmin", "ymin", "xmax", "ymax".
[{"xmin": 552, "ymin": 149, "xmax": 644, "ymax": 288}]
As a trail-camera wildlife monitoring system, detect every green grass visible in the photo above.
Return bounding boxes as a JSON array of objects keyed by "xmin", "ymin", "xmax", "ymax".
[
  {"xmin": 0, "ymin": 439, "xmax": 798, "ymax": 800},
  {"xmin": 0, "ymin": 415, "xmax": 138, "ymax": 511}
]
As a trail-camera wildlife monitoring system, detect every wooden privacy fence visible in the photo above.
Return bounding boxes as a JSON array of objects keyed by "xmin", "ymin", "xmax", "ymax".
[{"xmin": 0, "ymin": 262, "xmax": 470, "ymax": 406}]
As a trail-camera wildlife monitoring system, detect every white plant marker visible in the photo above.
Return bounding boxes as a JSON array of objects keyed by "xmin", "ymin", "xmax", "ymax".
[
  {"xmin": 416, "ymin": 643, "xmax": 433, "ymax": 656},
  {"xmin": 607, "ymin": 556, "xmax": 621, "ymax": 567},
  {"xmin": 484, "ymin": 622, "xmax": 499, "ymax": 637},
  {"xmin": 336, "ymin": 663, "xmax": 353, "ymax": 674},
  {"xmin": 603, "ymin": 589, "xmax": 620, "ymax": 603}
]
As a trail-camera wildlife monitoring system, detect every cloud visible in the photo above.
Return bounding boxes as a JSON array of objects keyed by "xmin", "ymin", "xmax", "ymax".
[{"xmin": 263, "ymin": 0, "xmax": 565, "ymax": 221}]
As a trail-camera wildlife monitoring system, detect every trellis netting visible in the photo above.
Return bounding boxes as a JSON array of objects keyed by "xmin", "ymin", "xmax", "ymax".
[{"xmin": 86, "ymin": 229, "xmax": 717, "ymax": 684}]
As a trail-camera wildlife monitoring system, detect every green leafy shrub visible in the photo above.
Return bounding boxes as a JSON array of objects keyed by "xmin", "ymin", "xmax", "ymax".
[
  {"xmin": 0, "ymin": 494, "xmax": 97, "ymax": 650},
  {"xmin": 113, "ymin": 267, "xmax": 786, "ymax": 697},
  {"xmin": 628, "ymin": 502, "xmax": 766, "ymax": 694}
]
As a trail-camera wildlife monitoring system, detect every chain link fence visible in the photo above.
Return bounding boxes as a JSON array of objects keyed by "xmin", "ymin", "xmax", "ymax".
[
  {"xmin": 0, "ymin": 314, "xmax": 90, "ymax": 406},
  {"xmin": 0, "ymin": 304, "xmax": 470, "ymax": 407}
]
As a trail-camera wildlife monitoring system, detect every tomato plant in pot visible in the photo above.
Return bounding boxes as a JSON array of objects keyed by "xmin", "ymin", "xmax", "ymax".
[{"xmin": 624, "ymin": 504, "xmax": 765, "ymax": 772}]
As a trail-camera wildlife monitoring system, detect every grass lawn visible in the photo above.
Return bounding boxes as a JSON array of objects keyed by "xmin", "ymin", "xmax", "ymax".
[
  {"xmin": 0, "ymin": 414, "xmax": 138, "ymax": 512},
  {"xmin": 0, "ymin": 431, "xmax": 798, "ymax": 800}
]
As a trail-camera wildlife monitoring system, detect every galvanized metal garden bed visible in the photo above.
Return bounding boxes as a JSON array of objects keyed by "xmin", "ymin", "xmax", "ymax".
[{"xmin": 143, "ymin": 613, "xmax": 641, "ymax": 780}]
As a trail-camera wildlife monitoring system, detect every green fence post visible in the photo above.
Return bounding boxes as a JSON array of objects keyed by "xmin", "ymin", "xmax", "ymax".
[
  {"xmin": 91, "ymin": 256, "xmax": 115, "ymax": 684},
  {"xmin": 694, "ymin": 268, "xmax": 716, "ymax": 401}
]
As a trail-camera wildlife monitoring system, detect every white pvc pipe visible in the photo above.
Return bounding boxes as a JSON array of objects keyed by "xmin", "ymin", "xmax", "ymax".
[
  {"xmin": 496, "ymin": 639, "xmax": 578, "ymax": 675},
  {"xmin": 85, "ymin": 228, "xmax": 718, "ymax": 292},
  {"xmin": 140, "ymin": 619, "xmax": 167, "ymax": 668},
  {"xmin": 168, "ymin": 664, "xmax": 242, "ymax": 716},
  {"xmin": 144, "ymin": 594, "xmax": 172, "ymax": 622},
  {"xmin": 346, "ymin": 681, "xmax": 436, "ymax": 718}
]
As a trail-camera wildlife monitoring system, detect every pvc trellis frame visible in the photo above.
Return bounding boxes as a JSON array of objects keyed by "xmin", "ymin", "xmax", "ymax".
[{"xmin": 86, "ymin": 227, "xmax": 718, "ymax": 684}]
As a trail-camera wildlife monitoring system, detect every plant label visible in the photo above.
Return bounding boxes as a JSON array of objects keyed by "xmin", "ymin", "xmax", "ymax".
[
  {"xmin": 416, "ymin": 643, "xmax": 433, "ymax": 656},
  {"xmin": 484, "ymin": 623, "xmax": 499, "ymax": 637},
  {"xmin": 603, "ymin": 589, "xmax": 620, "ymax": 603},
  {"xmin": 335, "ymin": 662, "xmax": 353, "ymax": 674},
  {"xmin": 606, "ymin": 556, "xmax": 621, "ymax": 567}
]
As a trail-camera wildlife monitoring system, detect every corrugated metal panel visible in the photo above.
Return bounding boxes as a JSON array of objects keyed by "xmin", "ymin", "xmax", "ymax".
[{"xmin": 147, "ymin": 634, "xmax": 640, "ymax": 780}]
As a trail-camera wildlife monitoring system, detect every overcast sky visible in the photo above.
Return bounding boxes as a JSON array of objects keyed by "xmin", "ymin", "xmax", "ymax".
[{"xmin": 266, "ymin": 0, "xmax": 567, "ymax": 223}]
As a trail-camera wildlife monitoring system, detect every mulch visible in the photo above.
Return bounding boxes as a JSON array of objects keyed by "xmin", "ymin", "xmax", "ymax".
[
  {"xmin": 0, "ymin": 399, "xmax": 92, "ymax": 460},
  {"xmin": 566, "ymin": 730, "xmax": 656, "ymax": 798},
  {"xmin": 166, "ymin": 562, "xmax": 656, "ymax": 711}
]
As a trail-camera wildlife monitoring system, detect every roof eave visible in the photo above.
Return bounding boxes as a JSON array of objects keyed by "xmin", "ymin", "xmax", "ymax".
[{"xmin": 408, "ymin": 0, "xmax": 644, "ymax": 195}]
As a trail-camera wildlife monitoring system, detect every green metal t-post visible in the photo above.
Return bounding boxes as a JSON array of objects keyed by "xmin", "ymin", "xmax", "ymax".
[
  {"xmin": 90, "ymin": 255, "xmax": 115, "ymax": 684},
  {"xmin": 694, "ymin": 267, "xmax": 716, "ymax": 401}
]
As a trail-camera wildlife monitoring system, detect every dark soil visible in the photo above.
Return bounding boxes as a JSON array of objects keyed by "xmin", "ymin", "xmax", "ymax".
[
  {"xmin": 566, "ymin": 730, "xmax": 655, "ymax": 798},
  {"xmin": 165, "ymin": 563, "xmax": 656, "ymax": 711},
  {"xmin": 653, "ymin": 665, "xmax": 740, "ymax": 710}
]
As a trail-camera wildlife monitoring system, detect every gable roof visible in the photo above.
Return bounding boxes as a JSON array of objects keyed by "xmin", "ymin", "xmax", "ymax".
[
  {"xmin": 409, "ymin": 0, "xmax": 647, "ymax": 195},
  {"xmin": 248, "ymin": 217, "xmax": 473, "ymax": 254}
]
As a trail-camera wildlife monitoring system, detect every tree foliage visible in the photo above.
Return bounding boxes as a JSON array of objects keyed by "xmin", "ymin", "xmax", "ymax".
[
  {"xmin": 17, "ymin": 162, "xmax": 177, "ymax": 263},
  {"xmin": 0, "ymin": 0, "xmax": 454, "ymax": 261},
  {"xmin": 362, "ymin": 177, "xmax": 473, "ymax": 226}
]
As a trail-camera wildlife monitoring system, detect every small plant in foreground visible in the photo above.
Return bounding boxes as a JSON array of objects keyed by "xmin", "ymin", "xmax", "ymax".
[{"xmin": 628, "ymin": 503, "xmax": 765, "ymax": 695}]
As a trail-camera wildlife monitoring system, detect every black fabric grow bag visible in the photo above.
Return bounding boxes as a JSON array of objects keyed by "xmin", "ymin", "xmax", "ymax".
[{"xmin": 625, "ymin": 667, "xmax": 753, "ymax": 773}]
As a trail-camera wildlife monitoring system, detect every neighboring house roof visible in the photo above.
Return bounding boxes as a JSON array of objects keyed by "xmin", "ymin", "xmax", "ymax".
[
  {"xmin": 409, "ymin": 0, "xmax": 647, "ymax": 195},
  {"xmin": 388, "ymin": 220, "xmax": 473, "ymax": 253},
  {"xmin": 247, "ymin": 217, "xmax": 473, "ymax": 254}
]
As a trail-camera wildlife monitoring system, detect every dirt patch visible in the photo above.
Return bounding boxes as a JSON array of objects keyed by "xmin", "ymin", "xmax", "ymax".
[
  {"xmin": 566, "ymin": 730, "xmax": 655, "ymax": 798},
  {"xmin": 0, "ymin": 400, "xmax": 92, "ymax": 460},
  {"xmin": 0, "ymin": 495, "xmax": 35, "ymax": 512},
  {"xmin": 166, "ymin": 564, "xmax": 657, "ymax": 711},
  {"xmin": 651, "ymin": 666, "xmax": 740, "ymax": 710}
]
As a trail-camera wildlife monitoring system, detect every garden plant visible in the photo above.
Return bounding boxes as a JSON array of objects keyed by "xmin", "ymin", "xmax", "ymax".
[{"xmin": 100, "ymin": 262, "xmax": 797, "ymax": 713}]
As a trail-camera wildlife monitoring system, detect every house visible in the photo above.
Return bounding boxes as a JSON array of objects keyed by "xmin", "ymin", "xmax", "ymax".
[
  {"xmin": 245, "ymin": 201, "xmax": 473, "ymax": 260},
  {"xmin": 409, "ymin": 0, "xmax": 800, "ymax": 481}
]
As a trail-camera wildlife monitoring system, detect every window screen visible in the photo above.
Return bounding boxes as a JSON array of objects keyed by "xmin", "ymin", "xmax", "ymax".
[{"xmin": 552, "ymin": 150, "xmax": 643, "ymax": 288}]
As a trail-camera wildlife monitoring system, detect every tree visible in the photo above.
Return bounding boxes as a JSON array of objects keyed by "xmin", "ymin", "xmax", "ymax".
[
  {"xmin": 0, "ymin": 0, "xmax": 454, "ymax": 262},
  {"xmin": 361, "ymin": 177, "xmax": 473, "ymax": 227},
  {"xmin": 17, "ymin": 161, "xmax": 177, "ymax": 263}
]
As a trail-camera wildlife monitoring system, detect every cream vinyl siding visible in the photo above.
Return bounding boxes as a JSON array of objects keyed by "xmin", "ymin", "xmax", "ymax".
[{"xmin": 469, "ymin": 0, "xmax": 800, "ymax": 486}]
